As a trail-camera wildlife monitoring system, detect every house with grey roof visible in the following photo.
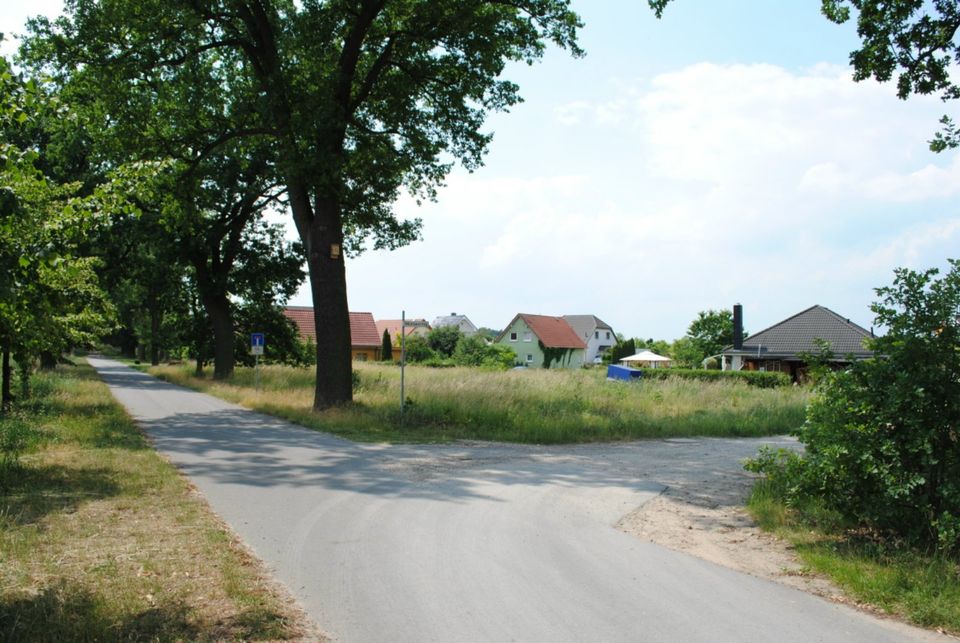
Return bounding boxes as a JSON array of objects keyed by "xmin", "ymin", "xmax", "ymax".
[
  {"xmin": 431, "ymin": 313, "xmax": 477, "ymax": 336},
  {"xmin": 720, "ymin": 304, "xmax": 875, "ymax": 381},
  {"xmin": 563, "ymin": 315, "xmax": 616, "ymax": 364}
]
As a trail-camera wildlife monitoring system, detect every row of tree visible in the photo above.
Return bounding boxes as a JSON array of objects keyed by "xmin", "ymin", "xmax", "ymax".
[{"xmin": 7, "ymin": 0, "xmax": 585, "ymax": 410}]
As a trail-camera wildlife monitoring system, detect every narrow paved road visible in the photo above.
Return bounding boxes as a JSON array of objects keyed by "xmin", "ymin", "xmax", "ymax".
[{"xmin": 90, "ymin": 357, "xmax": 946, "ymax": 643}]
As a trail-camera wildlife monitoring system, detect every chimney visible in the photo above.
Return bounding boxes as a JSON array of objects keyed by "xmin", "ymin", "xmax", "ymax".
[{"xmin": 733, "ymin": 304, "xmax": 743, "ymax": 350}]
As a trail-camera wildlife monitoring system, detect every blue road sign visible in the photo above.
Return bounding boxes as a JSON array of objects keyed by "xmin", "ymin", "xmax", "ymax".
[{"xmin": 251, "ymin": 332, "xmax": 265, "ymax": 347}]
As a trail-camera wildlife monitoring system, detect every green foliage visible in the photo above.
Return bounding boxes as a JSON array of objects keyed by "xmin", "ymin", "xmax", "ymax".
[
  {"xmin": 686, "ymin": 309, "xmax": 743, "ymax": 365},
  {"xmin": 749, "ymin": 261, "xmax": 960, "ymax": 552},
  {"xmin": 452, "ymin": 335, "xmax": 515, "ymax": 370},
  {"xmin": 0, "ymin": 55, "xmax": 159, "ymax": 396},
  {"xmin": 381, "ymin": 330, "xmax": 393, "ymax": 362},
  {"xmin": 667, "ymin": 336, "xmax": 701, "ymax": 368},
  {"xmin": 402, "ymin": 335, "xmax": 435, "ymax": 363},
  {"xmin": 426, "ymin": 326, "xmax": 463, "ymax": 358},
  {"xmin": 538, "ymin": 341, "xmax": 575, "ymax": 369},
  {"xmin": 608, "ymin": 338, "xmax": 636, "ymax": 363},
  {"xmin": 820, "ymin": 0, "xmax": 960, "ymax": 151},
  {"xmin": 640, "ymin": 367, "xmax": 790, "ymax": 388},
  {"xmin": 26, "ymin": 0, "xmax": 583, "ymax": 407}
]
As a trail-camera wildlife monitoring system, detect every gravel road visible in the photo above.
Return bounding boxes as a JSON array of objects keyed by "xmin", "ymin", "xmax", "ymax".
[{"xmin": 90, "ymin": 357, "xmax": 949, "ymax": 643}]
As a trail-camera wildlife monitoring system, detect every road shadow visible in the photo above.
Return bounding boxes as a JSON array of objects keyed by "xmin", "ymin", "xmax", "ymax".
[{"xmin": 91, "ymin": 357, "xmax": 794, "ymax": 511}]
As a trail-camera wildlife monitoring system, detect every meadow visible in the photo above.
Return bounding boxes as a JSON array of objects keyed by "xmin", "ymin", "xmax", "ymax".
[{"xmin": 149, "ymin": 362, "xmax": 810, "ymax": 443}]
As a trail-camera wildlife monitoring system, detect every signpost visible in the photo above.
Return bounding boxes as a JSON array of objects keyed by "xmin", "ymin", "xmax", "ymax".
[
  {"xmin": 251, "ymin": 333, "xmax": 265, "ymax": 391},
  {"xmin": 400, "ymin": 311, "xmax": 406, "ymax": 424}
]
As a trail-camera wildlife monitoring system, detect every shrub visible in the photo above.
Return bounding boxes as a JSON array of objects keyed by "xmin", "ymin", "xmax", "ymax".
[
  {"xmin": 402, "ymin": 335, "xmax": 435, "ymax": 363},
  {"xmin": 749, "ymin": 261, "xmax": 960, "ymax": 553},
  {"xmin": 426, "ymin": 326, "xmax": 463, "ymax": 358},
  {"xmin": 639, "ymin": 367, "xmax": 790, "ymax": 388},
  {"xmin": 452, "ymin": 336, "xmax": 515, "ymax": 370}
]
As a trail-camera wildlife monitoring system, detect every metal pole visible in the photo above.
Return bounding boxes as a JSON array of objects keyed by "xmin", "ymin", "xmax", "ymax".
[
  {"xmin": 255, "ymin": 353, "xmax": 260, "ymax": 392},
  {"xmin": 400, "ymin": 310, "xmax": 406, "ymax": 422}
]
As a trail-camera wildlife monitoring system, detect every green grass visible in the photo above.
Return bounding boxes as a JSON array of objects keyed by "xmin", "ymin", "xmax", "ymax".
[
  {"xmin": 749, "ymin": 479, "xmax": 960, "ymax": 634},
  {"xmin": 149, "ymin": 362, "xmax": 810, "ymax": 443},
  {"xmin": 0, "ymin": 362, "xmax": 314, "ymax": 641}
]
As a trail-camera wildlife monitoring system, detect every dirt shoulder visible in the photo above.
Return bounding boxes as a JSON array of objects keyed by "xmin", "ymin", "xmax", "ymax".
[{"xmin": 617, "ymin": 478, "xmax": 839, "ymax": 598}]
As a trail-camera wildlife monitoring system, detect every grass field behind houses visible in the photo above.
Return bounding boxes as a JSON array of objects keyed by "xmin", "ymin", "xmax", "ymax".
[{"xmin": 149, "ymin": 362, "xmax": 810, "ymax": 443}]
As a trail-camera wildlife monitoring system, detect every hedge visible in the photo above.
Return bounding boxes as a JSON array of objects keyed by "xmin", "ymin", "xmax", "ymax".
[{"xmin": 638, "ymin": 367, "xmax": 791, "ymax": 388}]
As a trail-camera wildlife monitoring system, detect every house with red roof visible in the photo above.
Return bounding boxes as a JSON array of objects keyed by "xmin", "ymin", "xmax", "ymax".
[
  {"xmin": 283, "ymin": 306, "xmax": 382, "ymax": 361},
  {"xmin": 495, "ymin": 314, "xmax": 587, "ymax": 368},
  {"xmin": 375, "ymin": 318, "xmax": 431, "ymax": 352}
]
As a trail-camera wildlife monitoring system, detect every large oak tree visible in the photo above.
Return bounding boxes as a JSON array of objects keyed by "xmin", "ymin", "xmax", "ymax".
[{"xmin": 26, "ymin": 0, "xmax": 582, "ymax": 408}]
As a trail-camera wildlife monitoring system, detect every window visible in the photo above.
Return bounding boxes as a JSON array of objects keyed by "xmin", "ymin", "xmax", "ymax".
[
  {"xmin": 606, "ymin": 331, "xmax": 611, "ymax": 340},
  {"xmin": 355, "ymin": 353, "xmax": 368, "ymax": 362},
  {"xmin": 526, "ymin": 354, "xmax": 534, "ymax": 363},
  {"xmin": 523, "ymin": 332, "xmax": 532, "ymax": 342},
  {"xmin": 510, "ymin": 332, "xmax": 518, "ymax": 342},
  {"xmin": 595, "ymin": 331, "xmax": 599, "ymax": 339}
]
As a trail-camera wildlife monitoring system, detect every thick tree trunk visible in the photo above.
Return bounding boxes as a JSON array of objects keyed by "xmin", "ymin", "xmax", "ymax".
[
  {"xmin": 40, "ymin": 351, "xmax": 58, "ymax": 370},
  {"xmin": 1, "ymin": 334, "xmax": 12, "ymax": 411},
  {"xmin": 202, "ymin": 293, "xmax": 235, "ymax": 380},
  {"xmin": 305, "ymin": 198, "xmax": 353, "ymax": 409},
  {"xmin": 150, "ymin": 302, "xmax": 161, "ymax": 366}
]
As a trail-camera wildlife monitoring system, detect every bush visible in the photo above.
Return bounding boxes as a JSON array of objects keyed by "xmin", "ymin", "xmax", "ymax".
[
  {"xmin": 749, "ymin": 261, "xmax": 960, "ymax": 553},
  {"xmin": 401, "ymin": 335, "xmax": 435, "ymax": 363},
  {"xmin": 426, "ymin": 326, "xmax": 463, "ymax": 358},
  {"xmin": 452, "ymin": 336, "xmax": 515, "ymax": 370},
  {"xmin": 639, "ymin": 367, "xmax": 790, "ymax": 388}
]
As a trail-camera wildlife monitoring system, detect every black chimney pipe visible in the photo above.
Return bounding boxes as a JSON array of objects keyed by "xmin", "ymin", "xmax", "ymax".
[{"xmin": 733, "ymin": 304, "xmax": 743, "ymax": 350}]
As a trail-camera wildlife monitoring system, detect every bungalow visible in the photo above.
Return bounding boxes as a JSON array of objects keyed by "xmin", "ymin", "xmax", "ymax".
[
  {"xmin": 283, "ymin": 306, "xmax": 382, "ymax": 361},
  {"xmin": 432, "ymin": 313, "xmax": 478, "ymax": 336},
  {"xmin": 496, "ymin": 314, "xmax": 586, "ymax": 368},
  {"xmin": 563, "ymin": 315, "xmax": 616, "ymax": 363},
  {"xmin": 720, "ymin": 304, "xmax": 875, "ymax": 381}
]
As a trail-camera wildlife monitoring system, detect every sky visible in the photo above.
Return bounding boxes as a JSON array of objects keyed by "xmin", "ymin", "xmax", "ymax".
[{"xmin": 3, "ymin": 2, "xmax": 958, "ymax": 340}]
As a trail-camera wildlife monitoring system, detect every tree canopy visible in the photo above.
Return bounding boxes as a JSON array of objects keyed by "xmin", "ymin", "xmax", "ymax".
[{"xmin": 26, "ymin": 0, "xmax": 583, "ymax": 408}]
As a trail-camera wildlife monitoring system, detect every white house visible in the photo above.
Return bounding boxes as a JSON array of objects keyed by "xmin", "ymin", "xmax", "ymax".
[
  {"xmin": 563, "ymin": 315, "xmax": 616, "ymax": 363},
  {"xmin": 431, "ymin": 312, "xmax": 478, "ymax": 336}
]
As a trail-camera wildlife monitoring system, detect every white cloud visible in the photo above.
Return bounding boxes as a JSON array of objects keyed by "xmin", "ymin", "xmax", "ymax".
[{"xmin": 329, "ymin": 61, "xmax": 960, "ymax": 337}]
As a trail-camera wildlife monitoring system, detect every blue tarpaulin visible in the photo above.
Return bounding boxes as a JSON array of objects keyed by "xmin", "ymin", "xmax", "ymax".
[{"xmin": 606, "ymin": 364, "xmax": 642, "ymax": 382}]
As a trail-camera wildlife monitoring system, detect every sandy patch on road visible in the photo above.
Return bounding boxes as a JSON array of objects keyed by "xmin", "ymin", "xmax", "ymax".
[{"xmin": 617, "ymin": 471, "xmax": 839, "ymax": 599}]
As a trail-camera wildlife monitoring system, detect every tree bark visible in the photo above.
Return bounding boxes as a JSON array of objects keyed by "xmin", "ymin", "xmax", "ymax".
[
  {"xmin": 1, "ymin": 334, "xmax": 12, "ymax": 411},
  {"xmin": 40, "ymin": 351, "xmax": 58, "ymax": 370},
  {"xmin": 150, "ymin": 303, "xmax": 161, "ymax": 366},
  {"xmin": 305, "ymin": 197, "xmax": 353, "ymax": 409},
  {"xmin": 202, "ymin": 292, "xmax": 235, "ymax": 380}
]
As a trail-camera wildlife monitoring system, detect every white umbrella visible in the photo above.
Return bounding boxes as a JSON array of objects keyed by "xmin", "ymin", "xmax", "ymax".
[{"xmin": 619, "ymin": 350, "xmax": 672, "ymax": 368}]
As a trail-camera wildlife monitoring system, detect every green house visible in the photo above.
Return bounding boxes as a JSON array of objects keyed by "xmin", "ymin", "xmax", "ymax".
[{"xmin": 496, "ymin": 314, "xmax": 587, "ymax": 368}]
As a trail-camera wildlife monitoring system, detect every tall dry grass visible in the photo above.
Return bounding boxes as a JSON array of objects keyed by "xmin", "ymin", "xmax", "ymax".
[{"xmin": 151, "ymin": 363, "xmax": 810, "ymax": 444}]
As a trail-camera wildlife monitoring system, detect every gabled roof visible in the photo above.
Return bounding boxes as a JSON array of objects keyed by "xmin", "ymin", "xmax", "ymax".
[
  {"xmin": 498, "ymin": 314, "xmax": 586, "ymax": 349},
  {"xmin": 349, "ymin": 312, "xmax": 381, "ymax": 348},
  {"xmin": 283, "ymin": 306, "xmax": 381, "ymax": 348},
  {"xmin": 376, "ymin": 319, "xmax": 430, "ymax": 339},
  {"xmin": 563, "ymin": 315, "xmax": 614, "ymax": 340},
  {"xmin": 724, "ymin": 305, "xmax": 874, "ymax": 358},
  {"xmin": 432, "ymin": 313, "xmax": 477, "ymax": 331},
  {"xmin": 283, "ymin": 306, "xmax": 316, "ymax": 341}
]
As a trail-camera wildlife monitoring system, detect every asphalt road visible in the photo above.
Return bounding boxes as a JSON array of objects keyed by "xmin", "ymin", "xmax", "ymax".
[{"xmin": 89, "ymin": 357, "xmax": 947, "ymax": 643}]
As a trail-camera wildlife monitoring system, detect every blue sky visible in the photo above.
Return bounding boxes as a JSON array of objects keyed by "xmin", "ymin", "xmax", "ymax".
[{"xmin": 4, "ymin": 2, "xmax": 958, "ymax": 339}]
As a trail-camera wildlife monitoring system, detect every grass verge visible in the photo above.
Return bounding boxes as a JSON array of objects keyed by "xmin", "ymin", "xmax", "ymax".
[
  {"xmin": 0, "ymin": 361, "xmax": 319, "ymax": 641},
  {"xmin": 748, "ymin": 480, "xmax": 960, "ymax": 635},
  {"xmin": 149, "ymin": 362, "xmax": 809, "ymax": 444}
]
